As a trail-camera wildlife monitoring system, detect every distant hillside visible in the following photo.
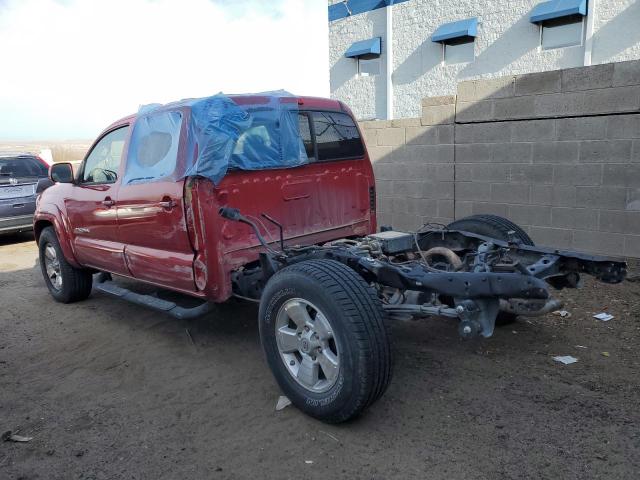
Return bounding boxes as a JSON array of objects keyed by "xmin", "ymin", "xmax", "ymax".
[{"xmin": 0, "ymin": 140, "xmax": 92, "ymax": 163}]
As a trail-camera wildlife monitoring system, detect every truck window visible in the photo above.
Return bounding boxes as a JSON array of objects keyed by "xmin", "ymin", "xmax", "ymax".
[
  {"xmin": 297, "ymin": 112, "xmax": 315, "ymax": 161},
  {"xmin": 312, "ymin": 111, "xmax": 364, "ymax": 162},
  {"xmin": 81, "ymin": 126, "xmax": 129, "ymax": 184},
  {"xmin": 123, "ymin": 111, "xmax": 182, "ymax": 185}
]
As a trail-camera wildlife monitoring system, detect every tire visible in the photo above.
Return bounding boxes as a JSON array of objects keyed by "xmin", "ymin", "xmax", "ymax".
[
  {"xmin": 259, "ymin": 259, "xmax": 392, "ymax": 423},
  {"xmin": 446, "ymin": 214, "xmax": 534, "ymax": 326},
  {"xmin": 446, "ymin": 214, "xmax": 534, "ymax": 246},
  {"xmin": 39, "ymin": 226, "xmax": 93, "ymax": 303}
]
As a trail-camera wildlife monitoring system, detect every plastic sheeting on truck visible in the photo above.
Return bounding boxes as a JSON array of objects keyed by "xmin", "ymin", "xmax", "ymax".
[{"xmin": 122, "ymin": 91, "xmax": 309, "ymax": 185}]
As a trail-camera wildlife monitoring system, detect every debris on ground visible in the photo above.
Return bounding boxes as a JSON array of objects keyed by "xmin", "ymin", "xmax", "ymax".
[
  {"xmin": 593, "ymin": 313, "xmax": 614, "ymax": 321},
  {"xmin": 2, "ymin": 431, "xmax": 33, "ymax": 443},
  {"xmin": 320, "ymin": 430, "xmax": 340, "ymax": 443},
  {"xmin": 275, "ymin": 396, "xmax": 292, "ymax": 411},
  {"xmin": 305, "ymin": 460, "xmax": 314, "ymax": 464},
  {"xmin": 185, "ymin": 328, "xmax": 195, "ymax": 345},
  {"xmin": 601, "ymin": 352, "xmax": 610, "ymax": 357},
  {"xmin": 552, "ymin": 310, "xmax": 571, "ymax": 318},
  {"xmin": 553, "ymin": 355, "xmax": 578, "ymax": 365},
  {"xmin": 575, "ymin": 345, "xmax": 588, "ymax": 349}
]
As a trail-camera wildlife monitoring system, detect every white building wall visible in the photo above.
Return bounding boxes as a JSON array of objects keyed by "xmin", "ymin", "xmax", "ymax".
[
  {"xmin": 329, "ymin": 0, "xmax": 640, "ymax": 119},
  {"xmin": 329, "ymin": 8, "xmax": 388, "ymax": 120},
  {"xmin": 591, "ymin": 0, "xmax": 640, "ymax": 64}
]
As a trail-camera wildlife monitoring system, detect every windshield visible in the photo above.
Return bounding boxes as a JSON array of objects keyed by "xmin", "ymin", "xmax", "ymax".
[{"xmin": 0, "ymin": 156, "xmax": 48, "ymax": 177}]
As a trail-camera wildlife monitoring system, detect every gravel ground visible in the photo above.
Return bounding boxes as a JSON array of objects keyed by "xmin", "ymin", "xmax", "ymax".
[{"xmin": 1, "ymin": 232, "xmax": 639, "ymax": 480}]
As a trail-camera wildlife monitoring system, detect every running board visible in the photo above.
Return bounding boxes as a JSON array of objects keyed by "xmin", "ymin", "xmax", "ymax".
[{"xmin": 93, "ymin": 277, "xmax": 213, "ymax": 320}]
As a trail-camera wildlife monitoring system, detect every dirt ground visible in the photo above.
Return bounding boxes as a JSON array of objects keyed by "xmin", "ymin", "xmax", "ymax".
[{"xmin": 1, "ymin": 233, "xmax": 639, "ymax": 480}]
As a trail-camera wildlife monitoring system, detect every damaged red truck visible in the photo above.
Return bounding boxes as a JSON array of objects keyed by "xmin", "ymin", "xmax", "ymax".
[{"xmin": 34, "ymin": 93, "xmax": 626, "ymax": 423}]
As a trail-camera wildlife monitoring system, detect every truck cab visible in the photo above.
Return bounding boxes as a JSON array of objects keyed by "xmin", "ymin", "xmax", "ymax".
[{"xmin": 35, "ymin": 95, "xmax": 376, "ymax": 302}]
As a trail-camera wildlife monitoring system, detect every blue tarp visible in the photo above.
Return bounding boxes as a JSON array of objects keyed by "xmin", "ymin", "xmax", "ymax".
[
  {"xmin": 128, "ymin": 91, "xmax": 309, "ymax": 185},
  {"xmin": 345, "ymin": 37, "xmax": 381, "ymax": 58},
  {"xmin": 431, "ymin": 17, "xmax": 478, "ymax": 43},
  {"xmin": 530, "ymin": 0, "xmax": 587, "ymax": 24}
]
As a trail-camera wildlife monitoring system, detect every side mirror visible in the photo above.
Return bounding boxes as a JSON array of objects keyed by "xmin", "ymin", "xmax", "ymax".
[{"xmin": 49, "ymin": 162, "xmax": 75, "ymax": 183}]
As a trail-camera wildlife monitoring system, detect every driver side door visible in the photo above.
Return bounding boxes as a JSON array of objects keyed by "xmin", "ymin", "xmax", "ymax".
[{"xmin": 65, "ymin": 125, "xmax": 131, "ymax": 275}]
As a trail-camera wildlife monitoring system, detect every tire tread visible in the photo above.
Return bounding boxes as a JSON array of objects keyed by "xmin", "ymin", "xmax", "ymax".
[
  {"xmin": 261, "ymin": 259, "xmax": 392, "ymax": 422},
  {"xmin": 39, "ymin": 227, "xmax": 92, "ymax": 303}
]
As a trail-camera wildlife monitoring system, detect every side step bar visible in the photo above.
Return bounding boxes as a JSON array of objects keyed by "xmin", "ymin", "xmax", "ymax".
[{"xmin": 93, "ymin": 274, "xmax": 214, "ymax": 320}]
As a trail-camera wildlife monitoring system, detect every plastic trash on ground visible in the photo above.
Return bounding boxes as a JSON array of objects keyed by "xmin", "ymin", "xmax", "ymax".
[
  {"xmin": 553, "ymin": 355, "xmax": 578, "ymax": 365},
  {"xmin": 593, "ymin": 312, "xmax": 614, "ymax": 321},
  {"xmin": 2, "ymin": 431, "xmax": 33, "ymax": 442},
  {"xmin": 276, "ymin": 395, "xmax": 292, "ymax": 411}
]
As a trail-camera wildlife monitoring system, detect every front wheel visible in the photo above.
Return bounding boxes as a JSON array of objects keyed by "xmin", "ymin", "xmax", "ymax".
[
  {"xmin": 39, "ymin": 226, "xmax": 93, "ymax": 303},
  {"xmin": 259, "ymin": 259, "xmax": 392, "ymax": 423}
]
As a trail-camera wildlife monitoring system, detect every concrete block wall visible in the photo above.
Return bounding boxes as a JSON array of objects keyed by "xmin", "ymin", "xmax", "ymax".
[
  {"xmin": 362, "ymin": 60, "xmax": 640, "ymax": 258},
  {"xmin": 456, "ymin": 60, "xmax": 640, "ymax": 123},
  {"xmin": 362, "ymin": 94, "xmax": 457, "ymax": 230}
]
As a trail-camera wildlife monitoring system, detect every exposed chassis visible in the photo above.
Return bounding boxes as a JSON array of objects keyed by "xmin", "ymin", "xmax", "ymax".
[{"xmin": 225, "ymin": 208, "xmax": 627, "ymax": 339}]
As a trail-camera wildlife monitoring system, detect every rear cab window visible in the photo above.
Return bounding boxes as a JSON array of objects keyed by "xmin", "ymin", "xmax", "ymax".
[
  {"xmin": 311, "ymin": 111, "xmax": 364, "ymax": 161},
  {"xmin": 293, "ymin": 110, "xmax": 365, "ymax": 163},
  {"xmin": 228, "ymin": 109, "xmax": 364, "ymax": 169},
  {"xmin": 297, "ymin": 112, "xmax": 315, "ymax": 161}
]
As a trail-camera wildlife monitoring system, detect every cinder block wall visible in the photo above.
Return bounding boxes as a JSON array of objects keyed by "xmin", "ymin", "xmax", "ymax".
[
  {"xmin": 361, "ymin": 94, "xmax": 456, "ymax": 231},
  {"xmin": 363, "ymin": 59, "xmax": 640, "ymax": 258}
]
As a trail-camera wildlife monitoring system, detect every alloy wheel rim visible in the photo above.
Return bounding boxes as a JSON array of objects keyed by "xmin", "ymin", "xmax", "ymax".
[
  {"xmin": 43, "ymin": 243, "xmax": 63, "ymax": 290},
  {"xmin": 275, "ymin": 298, "xmax": 340, "ymax": 393}
]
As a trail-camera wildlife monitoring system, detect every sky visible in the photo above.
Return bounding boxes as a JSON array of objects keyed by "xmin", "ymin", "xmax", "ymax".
[{"xmin": 0, "ymin": 0, "xmax": 329, "ymax": 140}]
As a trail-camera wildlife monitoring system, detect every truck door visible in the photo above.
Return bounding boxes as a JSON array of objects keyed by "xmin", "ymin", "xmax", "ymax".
[
  {"xmin": 115, "ymin": 110, "xmax": 196, "ymax": 292},
  {"xmin": 64, "ymin": 126, "xmax": 130, "ymax": 275}
]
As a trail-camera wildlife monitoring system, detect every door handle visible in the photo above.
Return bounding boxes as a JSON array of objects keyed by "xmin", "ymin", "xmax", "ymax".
[
  {"xmin": 158, "ymin": 198, "xmax": 177, "ymax": 210},
  {"xmin": 102, "ymin": 198, "xmax": 116, "ymax": 207}
]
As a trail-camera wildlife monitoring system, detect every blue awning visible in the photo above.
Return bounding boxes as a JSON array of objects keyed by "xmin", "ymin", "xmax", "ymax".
[
  {"xmin": 328, "ymin": 1, "xmax": 411, "ymax": 23},
  {"xmin": 431, "ymin": 18, "xmax": 478, "ymax": 43},
  {"xmin": 345, "ymin": 37, "xmax": 381, "ymax": 58},
  {"xmin": 530, "ymin": 0, "xmax": 587, "ymax": 24}
]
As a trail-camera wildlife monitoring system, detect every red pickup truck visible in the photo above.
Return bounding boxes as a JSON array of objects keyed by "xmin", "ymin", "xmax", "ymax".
[{"xmin": 34, "ymin": 93, "xmax": 626, "ymax": 423}]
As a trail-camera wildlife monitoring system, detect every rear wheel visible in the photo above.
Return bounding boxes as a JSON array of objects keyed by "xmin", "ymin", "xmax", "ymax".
[
  {"xmin": 39, "ymin": 226, "xmax": 93, "ymax": 303},
  {"xmin": 259, "ymin": 259, "xmax": 392, "ymax": 423},
  {"xmin": 447, "ymin": 214, "xmax": 535, "ymax": 325}
]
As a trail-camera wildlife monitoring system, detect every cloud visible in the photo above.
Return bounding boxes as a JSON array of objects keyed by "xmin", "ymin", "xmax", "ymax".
[{"xmin": 0, "ymin": 0, "xmax": 328, "ymax": 139}]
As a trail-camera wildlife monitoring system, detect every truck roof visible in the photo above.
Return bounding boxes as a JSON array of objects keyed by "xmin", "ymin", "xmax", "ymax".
[{"xmin": 106, "ymin": 95, "xmax": 347, "ymax": 131}]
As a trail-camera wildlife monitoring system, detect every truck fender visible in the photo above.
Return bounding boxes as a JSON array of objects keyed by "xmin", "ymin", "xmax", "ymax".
[{"xmin": 34, "ymin": 207, "xmax": 82, "ymax": 269}]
